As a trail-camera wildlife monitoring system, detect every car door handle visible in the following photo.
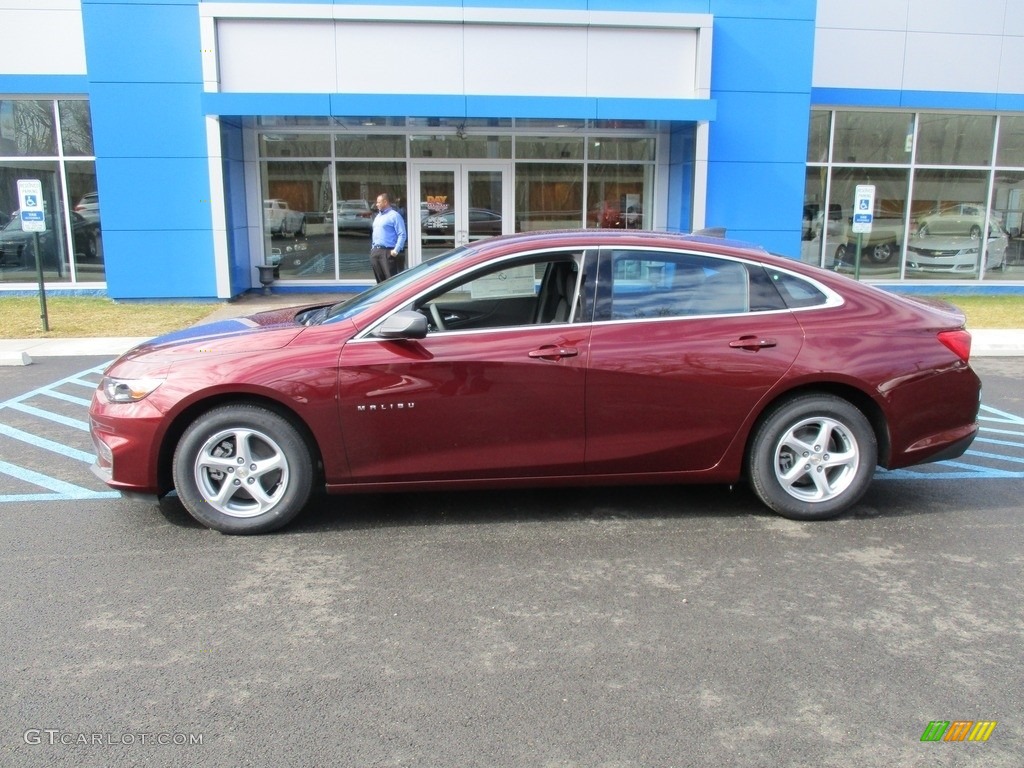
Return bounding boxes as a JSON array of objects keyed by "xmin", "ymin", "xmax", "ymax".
[
  {"xmin": 729, "ymin": 336, "xmax": 777, "ymax": 351},
  {"xmin": 528, "ymin": 346, "xmax": 579, "ymax": 360}
]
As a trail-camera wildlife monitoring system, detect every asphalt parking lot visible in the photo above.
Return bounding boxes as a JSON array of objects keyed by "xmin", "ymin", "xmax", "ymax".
[{"xmin": 0, "ymin": 356, "xmax": 1021, "ymax": 767}]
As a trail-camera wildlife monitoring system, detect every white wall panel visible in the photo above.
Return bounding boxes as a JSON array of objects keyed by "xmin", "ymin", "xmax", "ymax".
[
  {"xmin": 814, "ymin": 0, "xmax": 1024, "ymax": 95},
  {"xmin": 812, "ymin": 28, "xmax": 906, "ymax": 90},
  {"xmin": 337, "ymin": 22, "xmax": 464, "ymax": 95},
  {"xmin": 0, "ymin": 5, "xmax": 86, "ymax": 75},
  {"xmin": 816, "ymin": 0, "xmax": 909, "ymax": 32},
  {"xmin": 209, "ymin": 6, "xmax": 706, "ymax": 100},
  {"xmin": 903, "ymin": 32, "xmax": 1003, "ymax": 92},
  {"xmin": 997, "ymin": 36, "xmax": 1024, "ymax": 95},
  {"xmin": 218, "ymin": 19, "xmax": 336, "ymax": 92},
  {"xmin": 463, "ymin": 25, "xmax": 588, "ymax": 97},
  {"xmin": 906, "ymin": 0, "xmax": 1007, "ymax": 35},
  {"xmin": 587, "ymin": 28, "xmax": 698, "ymax": 99},
  {"xmin": 1005, "ymin": 11, "xmax": 1024, "ymax": 37}
]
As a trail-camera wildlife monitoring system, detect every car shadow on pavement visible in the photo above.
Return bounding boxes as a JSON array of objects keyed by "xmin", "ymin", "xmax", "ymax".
[
  {"xmin": 153, "ymin": 484, "xmax": 756, "ymax": 535},
  {"xmin": 150, "ymin": 478, "xmax": 968, "ymax": 535}
]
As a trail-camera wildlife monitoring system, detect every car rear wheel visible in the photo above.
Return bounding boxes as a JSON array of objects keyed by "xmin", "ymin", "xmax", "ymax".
[
  {"xmin": 747, "ymin": 395, "xmax": 877, "ymax": 521},
  {"xmin": 172, "ymin": 404, "xmax": 313, "ymax": 534}
]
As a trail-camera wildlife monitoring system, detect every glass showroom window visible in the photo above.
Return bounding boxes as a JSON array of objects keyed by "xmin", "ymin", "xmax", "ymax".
[
  {"xmin": 333, "ymin": 160, "xmax": 406, "ymax": 280},
  {"xmin": 516, "ymin": 162, "xmax": 584, "ymax": 232},
  {"xmin": 0, "ymin": 99, "xmax": 101, "ymax": 284},
  {"xmin": 256, "ymin": 118, "xmax": 661, "ymax": 281},
  {"xmin": 805, "ymin": 109, "xmax": 1022, "ymax": 282},
  {"xmin": 586, "ymin": 162, "xmax": 649, "ymax": 231},
  {"xmin": 262, "ymin": 157, "xmax": 333, "ymax": 279}
]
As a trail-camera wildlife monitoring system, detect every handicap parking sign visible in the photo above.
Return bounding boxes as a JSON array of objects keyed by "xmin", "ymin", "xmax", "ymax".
[
  {"xmin": 851, "ymin": 184, "xmax": 875, "ymax": 234},
  {"xmin": 16, "ymin": 179, "xmax": 46, "ymax": 233}
]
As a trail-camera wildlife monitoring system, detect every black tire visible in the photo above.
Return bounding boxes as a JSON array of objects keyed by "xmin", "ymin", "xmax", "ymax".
[
  {"xmin": 747, "ymin": 395, "xmax": 877, "ymax": 521},
  {"xmin": 172, "ymin": 404, "xmax": 313, "ymax": 534},
  {"xmin": 868, "ymin": 241, "xmax": 894, "ymax": 264},
  {"xmin": 969, "ymin": 224, "xmax": 981, "ymax": 239}
]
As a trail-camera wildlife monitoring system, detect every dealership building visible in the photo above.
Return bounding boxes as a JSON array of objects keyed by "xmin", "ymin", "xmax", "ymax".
[{"xmin": 2, "ymin": 0, "xmax": 1023, "ymax": 299}]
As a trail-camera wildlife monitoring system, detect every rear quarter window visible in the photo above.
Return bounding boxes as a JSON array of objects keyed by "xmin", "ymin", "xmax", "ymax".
[{"xmin": 765, "ymin": 269, "xmax": 829, "ymax": 309}]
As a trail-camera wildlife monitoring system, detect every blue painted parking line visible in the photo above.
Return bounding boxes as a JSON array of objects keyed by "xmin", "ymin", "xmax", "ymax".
[
  {"xmin": 5, "ymin": 402, "xmax": 90, "ymax": 431},
  {"xmin": 0, "ymin": 363, "xmax": 120, "ymax": 503},
  {"xmin": 0, "ymin": 423, "xmax": 96, "ymax": 463},
  {"xmin": 878, "ymin": 405, "xmax": 1024, "ymax": 481},
  {"xmin": 0, "ymin": 459, "xmax": 119, "ymax": 501},
  {"xmin": 39, "ymin": 388, "xmax": 94, "ymax": 407}
]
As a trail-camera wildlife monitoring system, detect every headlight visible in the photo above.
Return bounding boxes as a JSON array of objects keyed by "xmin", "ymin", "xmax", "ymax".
[{"xmin": 100, "ymin": 376, "xmax": 164, "ymax": 403}]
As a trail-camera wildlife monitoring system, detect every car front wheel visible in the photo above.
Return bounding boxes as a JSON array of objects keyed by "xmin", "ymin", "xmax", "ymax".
[
  {"xmin": 172, "ymin": 404, "xmax": 314, "ymax": 534},
  {"xmin": 747, "ymin": 395, "xmax": 877, "ymax": 521},
  {"xmin": 868, "ymin": 241, "xmax": 895, "ymax": 264}
]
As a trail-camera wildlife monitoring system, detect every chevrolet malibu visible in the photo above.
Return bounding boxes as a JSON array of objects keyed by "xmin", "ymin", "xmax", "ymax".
[{"xmin": 89, "ymin": 230, "xmax": 981, "ymax": 534}]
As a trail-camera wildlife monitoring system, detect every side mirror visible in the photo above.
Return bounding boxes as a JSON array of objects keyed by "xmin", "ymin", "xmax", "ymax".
[{"xmin": 375, "ymin": 310, "xmax": 428, "ymax": 340}]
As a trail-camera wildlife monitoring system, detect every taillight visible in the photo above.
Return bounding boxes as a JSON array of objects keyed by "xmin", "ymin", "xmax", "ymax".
[{"xmin": 938, "ymin": 329, "xmax": 972, "ymax": 362}]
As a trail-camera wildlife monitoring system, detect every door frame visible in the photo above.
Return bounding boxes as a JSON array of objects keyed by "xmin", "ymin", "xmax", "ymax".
[{"xmin": 408, "ymin": 160, "xmax": 513, "ymax": 268}]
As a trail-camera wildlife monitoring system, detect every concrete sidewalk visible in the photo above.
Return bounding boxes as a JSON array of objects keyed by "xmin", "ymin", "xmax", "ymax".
[
  {"xmin": 1, "ymin": 291, "xmax": 1023, "ymax": 363},
  {"xmin": 0, "ymin": 292, "xmax": 339, "ymax": 364}
]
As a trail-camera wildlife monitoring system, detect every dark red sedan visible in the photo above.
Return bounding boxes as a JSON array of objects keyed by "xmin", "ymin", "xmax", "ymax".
[{"xmin": 90, "ymin": 230, "xmax": 981, "ymax": 534}]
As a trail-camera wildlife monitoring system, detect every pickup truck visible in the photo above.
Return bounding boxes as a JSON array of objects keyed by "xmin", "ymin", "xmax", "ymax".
[{"xmin": 263, "ymin": 199, "xmax": 306, "ymax": 237}]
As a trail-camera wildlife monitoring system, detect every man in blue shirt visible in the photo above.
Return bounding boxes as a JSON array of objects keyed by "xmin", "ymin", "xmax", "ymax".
[{"xmin": 370, "ymin": 192, "xmax": 408, "ymax": 282}]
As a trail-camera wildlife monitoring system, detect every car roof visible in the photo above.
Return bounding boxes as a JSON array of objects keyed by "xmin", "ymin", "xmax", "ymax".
[{"xmin": 467, "ymin": 228, "xmax": 768, "ymax": 257}]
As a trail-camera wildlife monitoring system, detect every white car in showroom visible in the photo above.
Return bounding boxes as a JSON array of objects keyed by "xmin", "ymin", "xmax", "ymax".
[{"xmin": 905, "ymin": 219, "xmax": 1008, "ymax": 275}]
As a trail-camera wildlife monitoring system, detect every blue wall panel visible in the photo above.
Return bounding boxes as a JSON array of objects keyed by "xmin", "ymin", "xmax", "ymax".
[
  {"xmin": 89, "ymin": 84, "xmax": 208, "ymax": 159},
  {"xmin": 701, "ymin": 8, "xmax": 814, "ymax": 256},
  {"xmin": 704, "ymin": 160, "xmax": 806, "ymax": 255},
  {"xmin": 102, "ymin": 230, "xmax": 217, "ymax": 298},
  {"xmin": 219, "ymin": 121, "xmax": 252, "ymax": 297},
  {"xmin": 0, "ymin": 76, "xmax": 89, "ymax": 94},
  {"xmin": 80, "ymin": 4, "xmax": 203, "ymax": 83},
  {"xmin": 709, "ymin": 0, "xmax": 815, "ymax": 20},
  {"xmin": 668, "ymin": 123, "xmax": 697, "ymax": 233},
  {"xmin": 708, "ymin": 91, "xmax": 812, "ymax": 164},
  {"xmin": 709, "ymin": 19, "xmax": 815, "ymax": 94},
  {"xmin": 82, "ymin": 0, "xmax": 216, "ymax": 299},
  {"xmin": 96, "ymin": 158, "xmax": 214, "ymax": 232}
]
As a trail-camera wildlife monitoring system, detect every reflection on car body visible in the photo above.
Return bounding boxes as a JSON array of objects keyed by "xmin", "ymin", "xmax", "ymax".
[
  {"xmin": 327, "ymin": 199, "xmax": 373, "ymax": 232},
  {"xmin": 74, "ymin": 192, "xmax": 101, "ymax": 225},
  {"xmin": 89, "ymin": 229, "xmax": 981, "ymax": 535},
  {"xmin": 422, "ymin": 208, "xmax": 502, "ymax": 237},
  {"xmin": 916, "ymin": 203, "xmax": 999, "ymax": 239},
  {"xmin": 263, "ymin": 198, "xmax": 306, "ymax": 237}
]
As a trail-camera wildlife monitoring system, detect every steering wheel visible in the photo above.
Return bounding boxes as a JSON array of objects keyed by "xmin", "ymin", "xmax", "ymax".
[{"xmin": 429, "ymin": 303, "xmax": 446, "ymax": 332}]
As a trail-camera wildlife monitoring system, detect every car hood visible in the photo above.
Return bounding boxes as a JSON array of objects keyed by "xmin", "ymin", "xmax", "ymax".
[
  {"xmin": 118, "ymin": 303, "xmax": 329, "ymax": 362},
  {"xmin": 906, "ymin": 235, "xmax": 987, "ymax": 252}
]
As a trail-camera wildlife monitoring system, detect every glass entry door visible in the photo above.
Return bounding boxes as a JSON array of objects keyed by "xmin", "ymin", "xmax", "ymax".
[{"xmin": 411, "ymin": 163, "xmax": 512, "ymax": 265}]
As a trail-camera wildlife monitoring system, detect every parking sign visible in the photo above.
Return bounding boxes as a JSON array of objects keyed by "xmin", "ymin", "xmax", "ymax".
[
  {"xmin": 17, "ymin": 179, "xmax": 46, "ymax": 233},
  {"xmin": 851, "ymin": 185, "xmax": 875, "ymax": 234}
]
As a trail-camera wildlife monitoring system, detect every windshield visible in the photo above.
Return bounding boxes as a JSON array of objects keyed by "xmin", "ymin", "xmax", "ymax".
[{"xmin": 316, "ymin": 246, "xmax": 472, "ymax": 324}]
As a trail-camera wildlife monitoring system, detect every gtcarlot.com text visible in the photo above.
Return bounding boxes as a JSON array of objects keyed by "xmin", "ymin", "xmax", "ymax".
[{"xmin": 24, "ymin": 729, "xmax": 203, "ymax": 747}]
